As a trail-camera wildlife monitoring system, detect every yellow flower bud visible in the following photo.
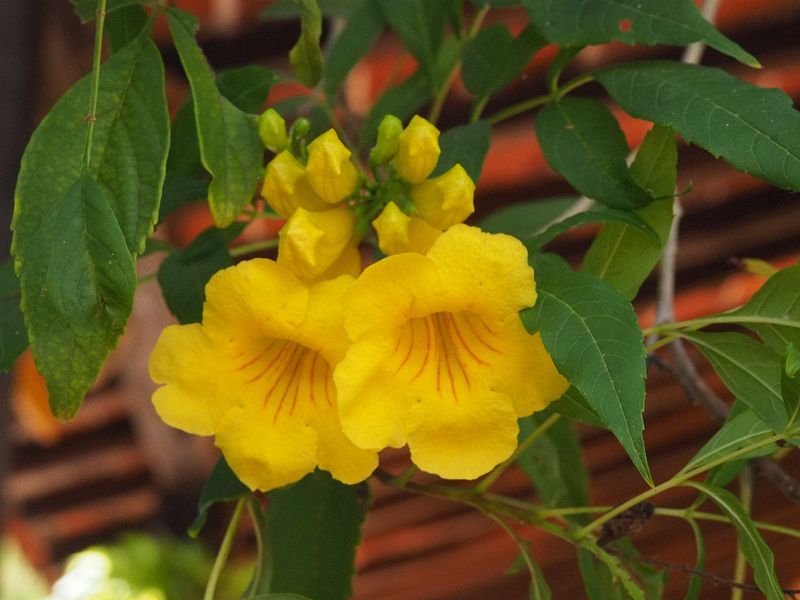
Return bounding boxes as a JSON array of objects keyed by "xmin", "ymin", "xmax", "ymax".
[
  {"xmin": 258, "ymin": 108, "xmax": 288, "ymax": 153},
  {"xmin": 369, "ymin": 114, "xmax": 403, "ymax": 165},
  {"xmin": 392, "ymin": 115, "xmax": 441, "ymax": 184},
  {"xmin": 261, "ymin": 151, "xmax": 330, "ymax": 217},
  {"xmin": 372, "ymin": 201, "xmax": 441, "ymax": 255},
  {"xmin": 278, "ymin": 206, "xmax": 356, "ymax": 280},
  {"xmin": 306, "ymin": 130, "xmax": 359, "ymax": 204},
  {"xmin": 411, "ymin": 164, "xmax": 476, "ymax": 230}
]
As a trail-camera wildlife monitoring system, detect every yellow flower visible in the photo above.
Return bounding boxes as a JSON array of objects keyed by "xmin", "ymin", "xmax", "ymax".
[
  {"xmin": 261, "ymin": 151, "xmax": 330, "ymax": 217},
  {"xmin": 372, "ymin": 201, "xmax": 441, "ymax": 255},
  {"xmin": 149, "ymin": 260, "xmax": 377, "ymax": 491},
  {"xmin": 306, "ymin": 130, "xmax": 359, "ymax": 204},
  {"xmin": 392, "ymin": 115, "xmax": 441, "ymax": 184},
  {"xmin": 334, "ymin": 225, "xmax": 568, "ymax": 480},
  {"xmin": 277, "ymin": 206, "xmax": 360, "ymax": 281},
  {"xmin": 411, "ymin": 164, "xmax": 475, "ymax": 229}
]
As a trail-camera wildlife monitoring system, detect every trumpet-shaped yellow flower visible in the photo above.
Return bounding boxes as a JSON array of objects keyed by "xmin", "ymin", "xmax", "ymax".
[
  {"xmin": 411, "ymin": 164, "xmax": 475, "ymax": 230},
  {"xmin": 334, "ymin": 225, "xmax": 568, "ymax": 480},
  {"xmin": 149, "ymin": 260, "xmax": 377, "ymax": 491},
  {"xmin": 392, "ymin": 115, "xmax": 441, "ymax": 184},
  {"xmin": 262, "ymin": 151, "xmax": 330, "ymax": 217},
  {"xmin": 306, "ymin": 130, "xmax": 359, "ymax": 203},
  {"xmin": 372, "ymin": 201, "xmax": 441, "ymax": 255}
]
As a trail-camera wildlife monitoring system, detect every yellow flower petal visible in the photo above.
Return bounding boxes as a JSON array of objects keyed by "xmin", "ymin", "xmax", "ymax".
[
  {"xmin": 311, "ymin": 401, "xmax": 379, "ymax": 484},
  {"xmin": 372, "ymin": 202, "xmax": 441, "ymax": 255},
  {"xmin": 393, "ymin": 115, "xmax": 441, "ymax": 183},
  {"xmin": 411, "ymin": 164, "xmax": 475, "ymax": 229},
  {"xmin": 277, "ymin": 206, "xmax": 355, "ymax": 280},
  {"xmin": 262, "ymin": 151, "xmax": 330, "ymax": 217},
  {"xmin": 306, "ymin": 129, "xmax": 359, "ymax": 203}
]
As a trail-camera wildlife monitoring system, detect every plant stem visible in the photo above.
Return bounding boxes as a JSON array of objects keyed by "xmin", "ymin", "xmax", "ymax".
[
  {"xmin": 731, "ymin": 467, "xmax": 753, "ymax": 600},
  {"xmin": 204, "ymin": 497, "xmax": 247, "ymax": 600},
  {"xmin": 84, "ymin": 0, "xmax": 108, "ymax": 169},
  {"xmin": 473, "ymin": 413, "xmax": 561, "ymax": 494},
  {"xmin": 230, "ymin": 238, "xmax": 279, "ymax": 257},
  {"xmin": 486, "ymin": 74, "xmax": 594, "ymax": 126}
]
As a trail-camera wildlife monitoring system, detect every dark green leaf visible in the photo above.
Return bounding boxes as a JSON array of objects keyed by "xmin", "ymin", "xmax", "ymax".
[
  {"xmin": 786, "ymin": 343, "xmax": 800, "ymax": 378},
  {"xmin": 158, "ymin": 174, "xmax": 209, "ymax": 222},
  {"xmin": 359, "ymin": 70, "xmax": 430, "ymax": 149},
  {"xmin": 324, "ymin": 0, "xmax": 384, "ymax": 97},
  {"xmin": 268, "ymin": 471, "xmax": 369, "ymax": 600},
  {"xmin": 72, "ymin": 0, "xmax": 142, "ymax": 22},
  {"xmin": 684, "ymin": 519, "xmax": 706, "ymax": 600},
  {"xmin": 158, "ymin": 224, "xmax": 243, "ymax": 324},
  {"xmin": 166, "ymin": 99, "xmax": 202, "ymax": 178},
  {"xmin": 523, "ymin": 0, "xmax": 757, "ymax": 67},
  {"xmin": 577, "ymin": 548, "xmax": 638, "ymax": 600},
  {"xmin": 105, "ymin": 4, "xmax": 148, "ymax": 54},
  {"xmin": 595, "ymin": 61, "xmax": 800, "ymax": 192},
  {"xmin": 536, "ymin": 98, "xmax": 653, "ymax": 209},
  {"xmin": 582, "ymin": 125, "xmax": 676, "ymax": 299},
  {"xmin": 480, "ymin": 197, "xmax": 578, "ymax": 240},
  {"xmin": 13, "ymin": 174, "xmax": 135, "ymax": 419},
  {"xmin": 686, "ymin": 482, "xmax": 784, "ymax": 600},
  {"xmin": 289, "ymin": 0, "xmax": 324, "ymax": 87},
  {"xmin": 432, "ymin": 120, "xmax": 491, "ymax": 183},
  {"xmin": 548, "ymin": 386, "xmax": 604, "ymax": 429},
  {"xmin": 462, "ymin": 24, "xmax": 545, "ymax": 100},
  {"xmin": 468, "ymin": 0, "xmax": 519, "ymax": 6},
  {"xmin": 522, "ymin": 268, "xmax": 650, "ymax": 483},
  {"xmin": 217, "ymin": 65, "xmax": 276, "ymax": 114},
  {"xmin": 245, "ymin": 595, "xmax": 312, "ymax": 600},
  {"xmin": 167, "ymin": 8, "xmax": 263, "ymax": 227},
  {"xmin": 680, "ymin": 331, "xmax": 787, "ymax": 433},
  {"xmin": 0, "ymin": 259, "xmax": 28, "ymax": 372},
  {"xmin": 546, "ymin": 46, "xmax": 584, "ymax": 92},
  {"xmin": 188, "ymin": 457, "xmax": 249, "ymax": 537},
  {"xmin": 263, "ymin": 0, "xmax": 362, "ymax": 19}
]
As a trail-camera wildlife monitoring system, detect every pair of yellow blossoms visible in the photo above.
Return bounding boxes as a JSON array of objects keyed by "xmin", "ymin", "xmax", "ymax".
[{"xmin": 149, "ymin": 118, "xmax": 568, "ymax": 492}]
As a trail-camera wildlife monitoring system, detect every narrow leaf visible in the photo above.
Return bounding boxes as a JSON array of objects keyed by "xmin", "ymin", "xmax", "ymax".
[
  {"xmin": 596, "ymin": 61, "xmax": 800, "ymax": 193},
  {"xmin": 521, "ymin": 268, "xmax": 650, "ymax": 483},
  {"xmin": 432, "ymin": 120, "xmax": 491, "ymax": 183},
  {"xmin": 189, "ymin": 456, "xmax": 249, "ymax": 537},
  {"xmin": 167, "ymin": 8, "xmax": 263, "ymax": 227},
  {"xmin": 0, "ymin": 259, "xmax": 28, "ymax": 372},
  {"xmin": 289, "ymin": 0, "xmax": 324, "ymax": 87},
  {"xmin": 324, "ymin": 0, "xmax": 384, "ymax": 97},
  {"xmin": 536, "ymin": 98, "xmax": 653, "ymax": 209},
  {"xmin": 687, "ymin": 482, "xmax": 784, "ymax": 600},
  {"xmin": 523, "ymin": 0, "xmax": 758, "ymax": 67}
]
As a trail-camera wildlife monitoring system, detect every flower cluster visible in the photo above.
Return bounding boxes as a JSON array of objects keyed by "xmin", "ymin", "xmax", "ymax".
[{"xmin": 149, "ymin": 115, "xmax": 568, "ymax": 491}]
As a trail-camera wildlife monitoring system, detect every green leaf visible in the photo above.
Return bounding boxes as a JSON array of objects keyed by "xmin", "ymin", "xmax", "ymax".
[
  {"xmin": 595, "ymin": 61, "xmax": 800, "ymax": 193},
  {"xmin": 731, "ymin": 262, "xmax": 800, "ymax": 352},
  {"xmin": 217, "ymin": 65, "xmax": 276, "ymax": 114},
  {"xmin": 188, "ymin": 457, "xmax": 249, "ymax": 538},
  {"xmin": 480, "ymin": 197, "xmax": 578, "ymax": 240},
  {"xmin": 72, "ymin": 0, "xmax": 142, "ymax": 22},
  {"xmin": 167, "ymin": 8, "xmax": 263, "ymax": 227},
  {"xmin": 549, "ymin": 386, "xmax": 604, "ymax": 429},
  {"xmin": 13, "ymin": 174, "xmax": 136, "ymax": 419},
  {"xmin": 324, "ymin": 0, "xmax": 384, "ymax": 97},
  {"xmin": 786, "ymin": 343, "xmax": 800, "ymax": 378},
  {"xmin": 166, "ymin": 99, "xmax": 203, "ymax": 179},
  {"xmin": 686, "ymin": 482, "xmax": 784, "ymax": 600},
  {"xmin": 462, "ymin": 24, "xmax": 545, "ymax": 100},
  {"xmin": 262, "ymin": 0, "xmax": 363, "ymax": 19},
  {"xmin": 245, "ymin": 595, "xmax": 312, "ymax": 600},
  {"xmin": 432, "ymin": 120, "xmax": 491, "ymax": 183},
  {"xmin": 535, "ymin": 98, "xmax": 653, "ymax": 209},
  {"xmin": 582, "ymin": 125, "xmax": 677, "ymax": 299},
  {"xmin": 158, "ymin": 174, "xmax": 209, "ymax": 222},
  {"xmin": 521, "ymin": 268, "xmax": 650, "ymax": 483},
  {"xmin": 105, "ymin": 4, "xmax": 149, "ymax": 54},
  {"xmin": 684, "ymin": 519, "xmax": 706, "ymax": 600},
  {"xmin": 0, "ymin": 259, "xmax": 28, "ymax": 372},
  {"xmin": 523, "ymin": 0, "xmax": 758, "ymax": 67},
  {"xmin": 359, "ymin": 70, "xmax": 430, "ymax": 149},
  {"xmin": 268, "ymin": 471, "xmax": 369, "ymax": 600},
  {"xmin": 157, "ymin": 224, "xmax": 243, "ymax": 324},
  {"xmin": 289, "ymin": 0, "xmax": 324, "ymax": 87},
  {"xmin": 512, "ymin": 540, "xmax": 553, "ymax": 600},
  {"xmin": 680, "ymin": 331, "xmax": 787, "ymax": 433},
  {"xmin": 577, "ymin": 548, "xmax": 639, "ymax": 600}
]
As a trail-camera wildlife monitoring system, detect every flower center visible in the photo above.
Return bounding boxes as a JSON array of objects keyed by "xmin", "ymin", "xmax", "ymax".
[
  {"xmin": 389, "ymin": 311, "xmax": 502, "ymax": 403},
  {"xmin": 231, "ymin": 339, "xmax": 334, "ymax": 422}
]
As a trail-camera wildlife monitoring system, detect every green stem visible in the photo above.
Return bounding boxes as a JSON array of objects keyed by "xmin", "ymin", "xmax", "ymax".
[
  {"xmin": 229, "ymin": 239, "xmax": 280, "ymax": 257},
  {"xmin": 486, "ymin": 74, "xmax": 594, "ymax": 126},
  {"xmin": 244, "ymin": 496, "xmax": 272, "ymax": 596},
  {"xmin": 204, "ymin": 497, "xmax": 247, "ymax": 600},
  {"xmin": 84, "ymin": 0, "xmax": 108, "ymax": 169},
  {"xmin": 642, "ymin": 314, "xmax": 800, "ymax": 338},
  {"xmin": 731, "ymin": 468, "xmax": 753, "ymax": 600},
  {"xmin": 473, "ymin": 413, "xmax": 561, "ymax": 494}
]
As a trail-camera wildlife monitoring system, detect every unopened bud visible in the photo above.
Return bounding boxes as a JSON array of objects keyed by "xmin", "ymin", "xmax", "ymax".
[
  {"xmin": 369, "ymin": 115, "xmax": 403, "ymax": 166},
  {"xmin": 258, "ymin": 108, "xmax": 288, "ymax": 153}
]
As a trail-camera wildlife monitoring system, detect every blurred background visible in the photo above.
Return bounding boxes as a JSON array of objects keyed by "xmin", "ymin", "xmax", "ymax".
[{"xmin": 2, "ymin": 0, "xmax": 800, "ymax": 598}]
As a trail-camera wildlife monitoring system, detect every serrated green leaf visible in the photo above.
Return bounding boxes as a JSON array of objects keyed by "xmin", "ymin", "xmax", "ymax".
[
  {"xmin": 72, "ymin": 0, "xmax": 142, "ymax": 22},
  {"xmin": 432, "ymin": 120, "xmax": 491, "ymax": 183},
  {"xmin": 523, "ymin": 0, "xmax": 758, "ymax": 67},
  {"xmin": 167, "ymin": 8, "xmax": 262, "ymax": 228},
  {"xmin": 217, "ymin": 65, "xmax": 276, "ymax": 114},
  {"xmin": 359, "ymin": 70, "xmax": 430, "ymax": 149},
  {"xmin": 188, "ymin": 456, "xmax": 250, "ymax": 537},
  {"xmin": 462, "ymin": 24, "xmax": 545, "ymax": 100},
  {"xmin": 582, "ymin": 125, "xmax": 677, "ymax": 300},
  {"xmin": 105, "ymin": 4, "xmax": 148, "ymax": 54},
  {"xmin": 0, "ymin": 259, "xmax": 28, "ymax": 372},
  {"xmin": 268, "ymin": 471, "xmax": 369, "ymax": 600},
  {"xmin": 480, "ymin": 197, "xmax": 578, "ymax": 240},
  {"xmin": 13, "ymin": 174, "xmax": 136, "ymax": 419},
  {"xmin": 687, "ymin": 482, "xmax": 784, "ymax": 599},
  {"xmin": 324, "ymin": 0, "xmax": 384, "ymax": 97},
  {"xmin": 521, "ymin": 268, "xmax": 650, "ymax": 483},
  {"xmin": 680, "ymin": 331, "xmax": 787, "ymax": 433},
  {"xmin": 289, "ymin": 0, "xmax": 324, "ymax": 87},
  {"xmin": 157, "ymin": 224, "xmax": 242, "ymax": 324},
  {"xmin": 536, "ymin": 98, "xmax": 653, "ymax": 209},
  {"xmin": 595, "ymin": 61, "xmax": 800, "ymax": 192}
]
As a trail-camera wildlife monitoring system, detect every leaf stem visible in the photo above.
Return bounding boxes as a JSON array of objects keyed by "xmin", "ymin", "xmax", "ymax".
[
  {"xmin": 84, "ymin": 0, "xmax": 108, "ymax": 169},
  {"xmin": 486, "ymin": 74, "xmax": 594, "ymax": 126},
  {"xmin": 229, "ymin": 238, "xmax": 279, "ymax": 257},
  {"xmin": 731, "ymin": 467, "xmax": 753, "ymax": 600},
  {"xmin": 204, "ymin": 496, "xmax": 247, "ymax": 600}
]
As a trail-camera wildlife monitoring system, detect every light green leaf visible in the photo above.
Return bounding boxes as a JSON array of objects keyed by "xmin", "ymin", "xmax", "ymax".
[
  {"xmin": 432, "ymin": 120, "xmax": 491, "ymax": 183},
  {"xmin": 582, "ymin": 125, "xmax": 677, "ymax": 300},
  {"xmin": 680, "ymin": 331, "xmax": 787, "ymax": 433},
  {"xmin": 0, "ymin": 259, "xmax": 28, "ymax": 372},
  {"xmin": 188, "ymin": 457, "xmax": 249, "ymax": 538},
  {"xmin": 289, "ymin": 0, "xmax": 324, "ymax": 87},
  {"xmin": 535, "ymin": 98, "xmax": 653, "ymax": 209},
  {"xmin": 687, "ymin": 482, "xmax": 784, "ymax": 600},
  {"xmin": 595, "ymin": 61, "xmax": 800, "ymax": 193},
  {"xmin": 72, "ymin": 0, "xmax": 142, "ymax": 22},
  {"xmin": 13, "ymin": 174, "xmax": 136, "ymax": 419},
  {"xmin": 480, "ymin": 197, "xmax": 578, "ymax": 240},
  {"xmin": 324, "ymin": 0, "xmax": 384, "ymax": 97},
  {"xmin": 167, "ymin": 8, "xmax": 263, "ymax": 227},
  {"xmin": 522, "ymin": 0, "xmax": 758, "ymax": 67},
  {"xmin": 521, "ymin": 268, "xmax": 651, "ymax": 483},
  {"xmin": 268, "ymin": 471, "xmax": 369, "ymax": 600}
]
